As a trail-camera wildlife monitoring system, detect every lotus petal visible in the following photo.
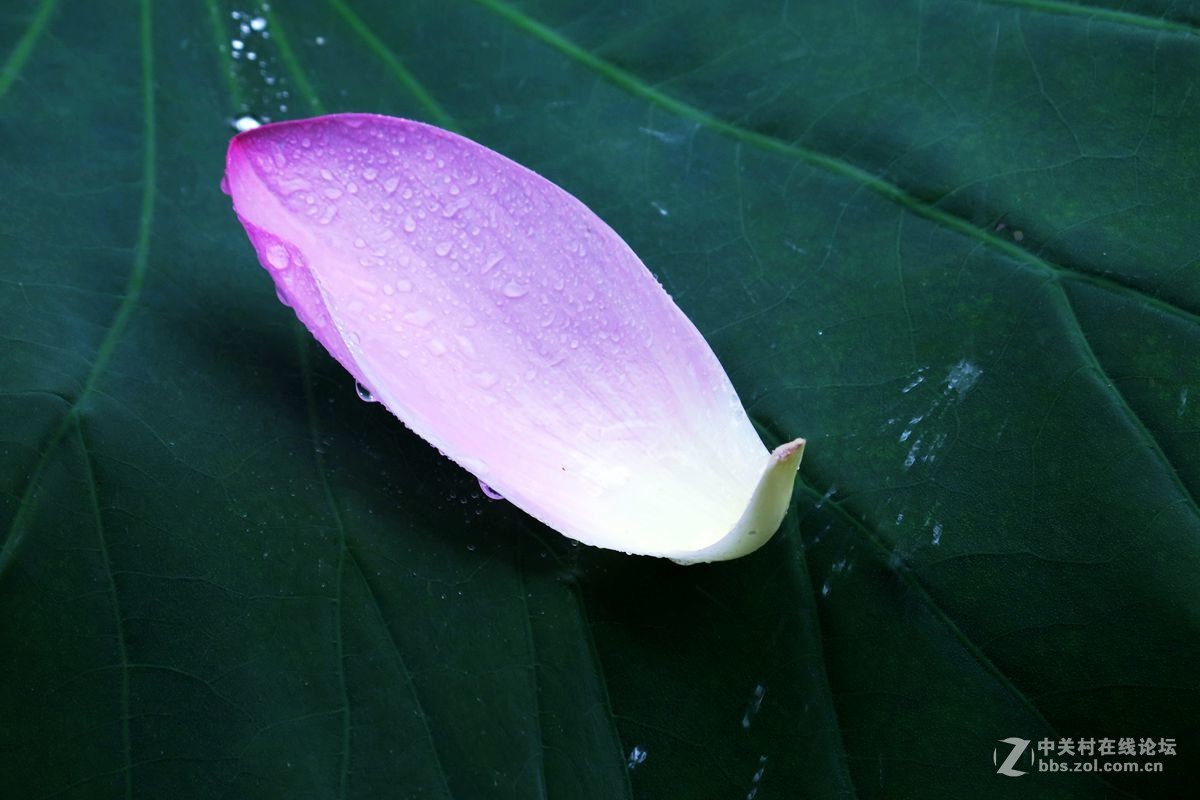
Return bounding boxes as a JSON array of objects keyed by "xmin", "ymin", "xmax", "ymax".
[{"xmin": 224, "ymin": 114, "xmax": 804, "ymax": 562}]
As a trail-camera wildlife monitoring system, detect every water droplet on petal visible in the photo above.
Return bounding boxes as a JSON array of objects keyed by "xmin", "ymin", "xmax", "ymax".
[
  {"xmin": 482, "ymin": 253, "xmax": 503, "ymax": 274},
  {"xmin": 442, "ymin": 197, "xmax": 469, "ymax": 217},
  {"xmin": 275, "ymin": 284, "xmax": 291, "ymax": 306},
  {"xmin": 266, "ymin": 243, "xmax": 289, "ymax": 270},
  {"xmin": 403, "ymin": 215, "xmax": 417, "ymax": 233},
  {"xmin": 234, "ymin": 115, "xmax": 261, "ymax": 132},
  {"xmin": 479, "ymin": 481, "xmax": 504, "ymax": 501},
  {"xmin": 403, "ymin": 309, "xmax": 434, "ymax": 326},
  {"xmin": 435, "ymin": 241, "xmax": 452, "ymax": 257},
  {"xmin": 502, "ymin": 281, "xmax": 528, "ymax": 298},
  {"xmin": 456, "ymin": 334, "xmax": 477, "ymax": 358},
  {"xmin": 219, "ymin": 176, "xmax": 230, "ymax": 195},
  {"xmin": 354, "ymin": 381, "xmax": 376, "ymax": 403}
]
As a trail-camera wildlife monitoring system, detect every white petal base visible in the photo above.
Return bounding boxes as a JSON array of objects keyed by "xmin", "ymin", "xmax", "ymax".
[{"xmin": 667, "ymin": 438, "xmax": 806, "ymax": 564}]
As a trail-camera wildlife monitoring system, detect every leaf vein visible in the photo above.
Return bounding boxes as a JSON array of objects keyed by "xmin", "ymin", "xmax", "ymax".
[{"xmin": 467, "ymin": 0, "xmax": 1200, "ymax": 325}]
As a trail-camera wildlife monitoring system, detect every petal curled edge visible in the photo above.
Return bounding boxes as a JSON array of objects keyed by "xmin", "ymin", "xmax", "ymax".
[{"xmin": 225, "ymin": 113, "xmax": 803, "ymax": 561}]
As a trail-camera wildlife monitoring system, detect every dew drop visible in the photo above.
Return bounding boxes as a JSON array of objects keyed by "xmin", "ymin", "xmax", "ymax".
[
  {"xmin": 219, "ymin": 176, "xmax": 230, "ymax": 195},
  {"xmin": 362, "ymin": 167, "xmax": 377, "ymax": 181},
  {"xmin": 354, "ymin": 381, "xmax": 376, "ymax": 403},
  {"xmin": 403, "ymin": 309, "xmax": 434, "ymax": 326},
  {"xmin": 383, "ymin": 176, "xmax": 400, "ymax": 194},
  {"xmin": 275, "ymin": 284, "xmax": 291, "ymax": 307},
  {"xmin": 479, "ymin": 481, "xmax": 504, "ymax": 501},
  {"xmin": 265, "ymin": 243, "xmax": 289, "ymax": 270},
  {"xmin": 249, "ymin": 16, "xmax": 267, "ymax": 31},
  {"xmin": 403, "ymin": 215, "xmax": 417, "ymax": 233},
  {"xmin": 323, "ymin": 187, "xmax": 343, "ymax": 200},
  {"xmin": 441, "ymin": 197, "xmax": 469, "ymax": 217},
  {"xmin": 233, "ymin": 115, "xmax": 261, "ymax": 132},
  {"xmin": 435, "ymin": 241, "xmax": 453, "ymax": 257},
  {"xmin": 482, "ymin": 253, "xmax": 503, "ymax": 274},
  {"xmin": 502, "ymin": 281, "xmax": 528, "ymax": 298}
]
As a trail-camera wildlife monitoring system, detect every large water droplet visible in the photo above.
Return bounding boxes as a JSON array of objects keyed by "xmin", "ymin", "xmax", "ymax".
[
  {"xmin": 456, "ymin": 334, "xmax": 477, "ymax": 358},
  {"xmin": 442, "ymin": 197, "xmax": 469, "ymax": 217},
  {"xmin": 403, "ymin": 309, "xmax": 434, "ymax": 327},
  {"xmin": 233, "ymin": 115, "xmax": 261, "ymax": 132},
  {"xmin": 219, "ymin": 176, "xmax": 230, "ymax": 195},
  {"xmin": 435, "ymin": 241, "xmax": 452, "ymax": 257},
  {"xmin": 265, "ymin": 243, "xmax": 289, "ymax": 270},
  {"xmin": 502, "ymin": 281, "xmax": 528, "ymax": 298},
  {"xmin": 403, "ymin": 214, "xmax": 416, "ymax": 233},
  {"xmin": 275, "ymin": 285, "xmax": 291, "ymax": 307},
  {"xmin": 479, "ymin": 481, "xmax": 504, "ymax": 501},
  {"xmin": 354, "ymin": 381, "xmax": 376, "ymax": 403}
]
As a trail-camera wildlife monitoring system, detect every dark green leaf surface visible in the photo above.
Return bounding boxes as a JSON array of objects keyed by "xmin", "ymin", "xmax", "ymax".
[{"xmin": 2, "ymin": 1, "xmax": 1197, "ymax": 798}]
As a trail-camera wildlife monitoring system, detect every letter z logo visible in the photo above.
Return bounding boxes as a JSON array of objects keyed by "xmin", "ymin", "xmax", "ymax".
[{"xmin": 994, "ymin": 737, "xmax": 1033, "ymax": 776}]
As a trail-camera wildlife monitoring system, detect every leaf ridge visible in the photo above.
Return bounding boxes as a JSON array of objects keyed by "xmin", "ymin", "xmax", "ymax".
[
  {"xmin": 327, "ymin": 0, "xmax": 458, "ymax": 130},
  {"xmin": 516, "ymin": 546, "xmax": 549, "ymax": 799},
  {"xmin": 1053, "ymin": 286, "xmax": 1200, "ymax": 516},
  {"xmin": 785, "ymin": 516, "xmax": 860, "ymax": 799},
  {"xmin": 0, "ymin": 0, "xmax": 157, "ymax": 579},
  {"xmin": 563, "ymin": 578, "xmax": 636, "ymax": 799},
  {"xmin": 790, "ymin": 476, "xmax": 1140, "ymax": 799},
  {"xmin": 343, "ymin": 545, "xmax": 459, "ymax": 799},
  {"xmin": 263, "ymin": 7, "xmax": 325, "ymax": 115},
  {"xmin": 0, "ymin": 0, "xmax": 58, "ymax": 102},
  {"xmin": 963, "ymin": 0, "xmax": 1200, "ymax": 37},
  {"xmin": 78, "ymin": 421, "xmax": 133, "ymax": 800},
  {"xmin": 296, "ymin": 333, "xmax": 353, "ymax": 800},
  {"xmin": 467, "ymin": 0, "xmax": 1200, "ymax": 324}
]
